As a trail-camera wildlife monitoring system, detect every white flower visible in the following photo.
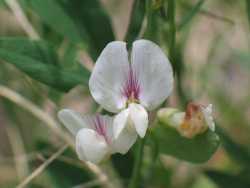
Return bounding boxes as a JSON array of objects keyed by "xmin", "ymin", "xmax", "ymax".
[
  {"xmin": 58, "ymin": 109, "xmax": 137, "ymax": 164},
  {"xmin": 89, "ymin": 39, "xmax": 174, "ymax": 139},
  {"xmin": 157, "ymin": 103, "xmax": 215, "ymax": 138}
]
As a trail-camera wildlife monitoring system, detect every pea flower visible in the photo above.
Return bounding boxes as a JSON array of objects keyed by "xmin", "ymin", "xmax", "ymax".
[
  {"xmin": 58, "ymin": 109, "xmax": 137, "ymax": 163},
  {"xmin": 157, "ymin": 103, "xmax": 215, "ymax": 138},
  {"xmin": 89, "ymin": 40, "xmax": 174, "ymax": 140}
]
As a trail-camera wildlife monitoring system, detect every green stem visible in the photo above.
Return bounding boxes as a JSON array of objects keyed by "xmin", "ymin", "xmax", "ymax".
[
  {"xmin": 168, "ymin": 0, "xmax": 176, "ymax": 71},
  {"xmin": 128, "ymin": 137, "xmax": 146, "ymax": 188},
  {"xmin": 167, "ymin": 0, "xmax": 189, "ymax": 106}
]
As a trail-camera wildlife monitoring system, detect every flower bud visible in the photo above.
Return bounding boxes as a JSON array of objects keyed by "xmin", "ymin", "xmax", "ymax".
[{"xmin": 157, "ymin": 103, "xmax": 215, "ymax": 139}]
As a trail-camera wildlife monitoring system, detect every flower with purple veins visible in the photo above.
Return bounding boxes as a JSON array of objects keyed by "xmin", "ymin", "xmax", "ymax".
[
  {"xmin": 89, "ymin": 39, "xmax": 174, "ymax": 140},
  {"xmin": 58, "ymin": 109, "xmax": 137, "ymax": 163}
]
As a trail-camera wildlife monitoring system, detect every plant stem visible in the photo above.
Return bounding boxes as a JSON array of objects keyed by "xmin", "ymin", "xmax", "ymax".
[
  {"xmin": 168, "ymin": 0, "xmax": 176, "ymax": 71},
  {"xmin": 128, "ymin": 137, "xmax": 146, "ymax": 188},
  {"xmin": 167, "ymin": 0, "xmax": 189, "ymax": 106}
]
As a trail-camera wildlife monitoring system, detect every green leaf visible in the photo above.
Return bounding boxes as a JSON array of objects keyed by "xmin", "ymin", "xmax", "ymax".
[
  {"xmin": 125, "ymin": 0, "xmax": 146, "ymax": 46},
  {"xmin": 0, "ymin": 49, "xmax": 88, "ymax": 92},
  {"xmin": 216, "ymin": 126, "xmax": 250, "ymax": 166},
  {"xmin": 60, "ymin": 0, "xmax": 115, "ymax": 59},
  {"xmin": 205, "ymin": 170, "xmax": 250, "ymax": 188},
  {"xmin": 178, "ymin": 0, "xmax": 205, "ymax": 30},
  {"xmin": 29, "ymin": 0, "xmax": 84, "ymax": 44},
  {"xmin": 61, "ymin": 42, "xmax": 78, "ymax": 69},
  {"xmin": 29, "ymin": 0, "xmax": 115, "ymax": 59},
  {"xmin": 0, "ymin": 37, "xmax": 58, "ymax": 66},
  {"xmin": 151, "ymin": 122, "xmax": 220, "ymax": 163}
]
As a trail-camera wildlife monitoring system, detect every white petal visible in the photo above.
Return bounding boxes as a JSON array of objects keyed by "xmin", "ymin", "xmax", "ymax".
[
  {"xmin": 113, "ymin": 108, "xmax": 130, "ymax": 139},
  {"xmin": 99, "ymin": 115, "xmax": 115, "ymax": 142},
  {"xmin": 76, "ymin": 128, "xmax": 110, "ymax": 163},
  {"xmin": 112, "ymin": 127, "xmax": 137, "ymax": 154},
  {"xmin": 131, "ymin": 39, "xmax": 174, "ymax": 110},
  {"xmin": 89, "ymin": 41, "xmax": 129, "ymax": 113},
  {"xmin": 169, "ymin": 112, "xmax": 185, "ymax": 128},
  {"xmin": 58, "ymin": 109, "xmax": 87, "ymax": 135},
  {"xmin": 202, "ymin": 104, "xmax": 215, "ymax": 131},
  {"xmin": 129, "ymin": 103, "xmax": 148, "ymax": 138}
]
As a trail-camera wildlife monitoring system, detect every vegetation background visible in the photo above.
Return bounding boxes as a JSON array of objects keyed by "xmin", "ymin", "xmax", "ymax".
[{"xmin": 0, "ymin": 0, "xmax": 250, "ymax": 187}]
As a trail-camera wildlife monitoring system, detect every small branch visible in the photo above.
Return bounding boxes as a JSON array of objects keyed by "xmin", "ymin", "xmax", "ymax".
[
  {"xmin": 5, "ymin": 0, "xmax": 40, "ymax": 40},
  {"xmin": 16, "ymin": 144, "xmax": 68, "ymax": 188}
]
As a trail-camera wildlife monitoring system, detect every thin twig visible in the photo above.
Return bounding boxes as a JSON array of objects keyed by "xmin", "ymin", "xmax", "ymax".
[
  {"xmin": 16, "ymin": 144, "xmax": 68, "ymax": 188},
  {"xmin": 5, "ymin": 0, "xmax": 40, "ymax": 39}
]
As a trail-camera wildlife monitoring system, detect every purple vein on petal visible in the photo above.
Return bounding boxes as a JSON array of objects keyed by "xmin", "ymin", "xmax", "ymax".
[
  {"xmin": 122, "ymin": 64, "xmax": 140, "ymax": 100},
  {"xmin": 92, "ymin": 114, "xmax": 111, "ymax": 144}
]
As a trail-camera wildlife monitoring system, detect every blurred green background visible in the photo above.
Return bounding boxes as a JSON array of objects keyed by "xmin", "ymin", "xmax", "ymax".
[{"xmin": 0, "ymin": 0, "xmax": 250, "ymax": 187}]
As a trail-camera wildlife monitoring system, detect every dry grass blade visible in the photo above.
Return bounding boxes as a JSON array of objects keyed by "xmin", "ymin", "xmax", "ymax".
[
  {"xmin": 5, "ymin": 0, "xmax": 40, "ymax": 39},
  {"xmin": 16, "ymin": 144, "xmax": 68, "ymax": 188}
]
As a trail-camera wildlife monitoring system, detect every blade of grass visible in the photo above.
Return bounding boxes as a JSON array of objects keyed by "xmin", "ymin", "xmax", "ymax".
[
  {"xmin": 125, "ymin": 0, "xmax": 146, "ymax": 46},
  {"xmin": 178, "ymin": 0, "xmax": 205, "ymax": 30}
]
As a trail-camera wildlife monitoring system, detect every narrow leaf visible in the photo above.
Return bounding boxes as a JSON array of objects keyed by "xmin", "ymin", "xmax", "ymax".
[
  {"xmin": 60, "ymin": 0, "xmax": 115, "ymax": 59},
  {"xmin": 178, "ymin": 0, "xmax": 205, "ymax": 30},
  {"xmin": 0, "ymin": 49, "xmax": 88, "ymax": 92},
  {"xmin": 125, "ymin": 0, "xmax": 146, "ymax": 46},
  {"xmin": 0, "ymin": 37, "xmax": 58, "ymax": 66},
  {"xmin": 29, "ymin": 0, "xmax": 84, "ymax": 44}
]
